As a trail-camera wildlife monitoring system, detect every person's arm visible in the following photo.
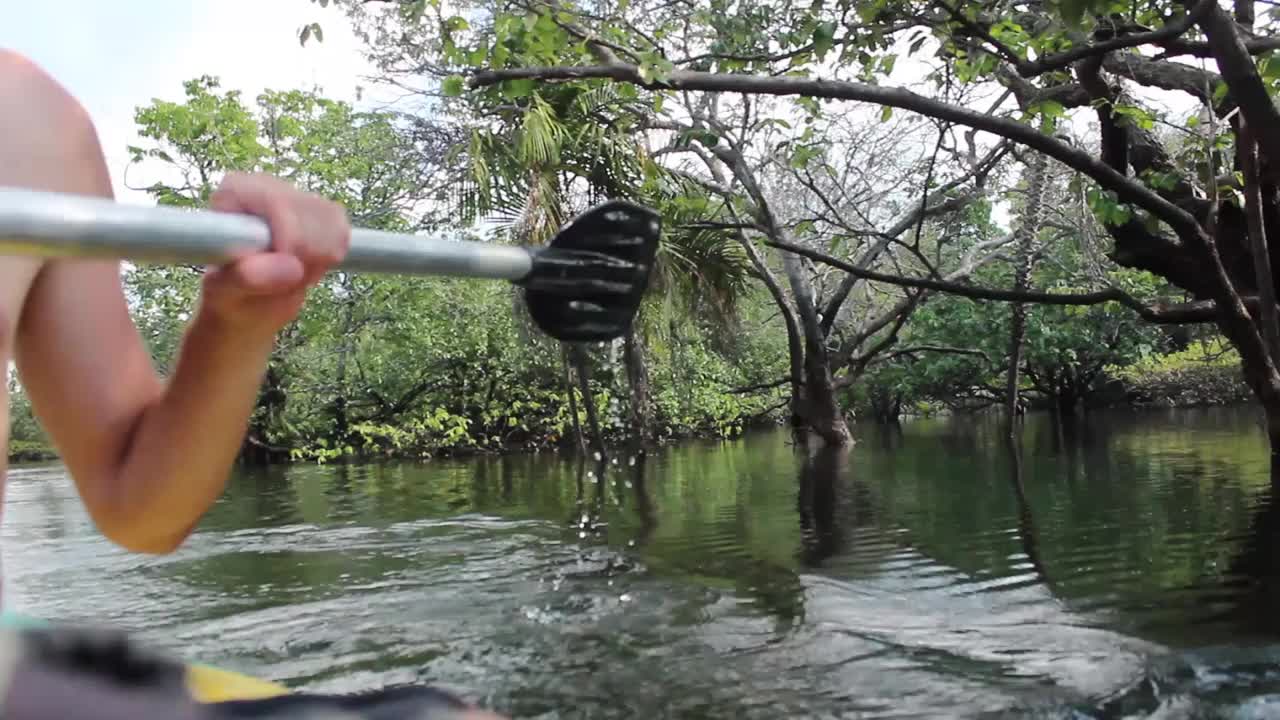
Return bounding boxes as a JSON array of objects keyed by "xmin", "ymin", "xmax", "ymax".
[
  {"xmin": 4, "ymin": 50, "xmax": 349, "ymax": 554},
  {"xmin": 16, "ymin": 260, "xmax": 284, "ymax": 554}
]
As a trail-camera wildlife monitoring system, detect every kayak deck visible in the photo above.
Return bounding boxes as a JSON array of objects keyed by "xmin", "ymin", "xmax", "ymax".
[{"xmin": 0, "ymin": 613, "xmax": 479, "ymax": 718}]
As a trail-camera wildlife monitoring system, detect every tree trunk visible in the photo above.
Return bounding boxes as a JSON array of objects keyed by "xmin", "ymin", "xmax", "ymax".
[
  {"xmin": 1228, "ymin": 329, "xmax": 1280, "ymax": 454},
  {"xmin": 780, "ymin": 250, "xmax": 852, "ymax": 447},
  {"xmin": 1242, "ymin": 118, "xmax": 1280, "ymax": 373},
  {"xmin": 1057, "ymin": 384, "xmax": 1078, "ymax": 417},
  {"xmin": 241, "ymin": 361, "xmax": 289, "ymax": 464},
  {"xmin": 1004, "ymin": 306, "xmax": 1028, "ymax": 428},
  {"xmin": 735, "ymin": 236, "xmax": 807, "ymax": 437},
  {"xmin": 1005, "ymin": 152, "xmax": 1049, "ymax": 436},
  {"xmin": 561, "ymin": 345, "xmax": 586, "ymax": 454},
  {"xmin": 868, "ymin": 386, "xmax": 903, "ymax": 425},
  {"xmin": 569, "ymin": 344, "xmax": 606, "ymax": 458},
  {"xmin": 329, "ymin": 275, "xmax": 358, "ymax": 442},
  {"xmin": 623, "ymin": 330, "xmax": 654, "ymax": 447}
]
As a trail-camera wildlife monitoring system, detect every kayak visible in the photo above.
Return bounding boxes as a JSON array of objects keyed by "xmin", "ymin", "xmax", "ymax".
[
  {"xmin": 0, "ymin": 611, "xmax": 287, "ymax": 701},
  {"xmin": 0, "ymin": 613, "xmax": 486, "ymax": 718},
  {"xmin": 185, "ymin": 663, "xmax": 291, "ymax": 703}
]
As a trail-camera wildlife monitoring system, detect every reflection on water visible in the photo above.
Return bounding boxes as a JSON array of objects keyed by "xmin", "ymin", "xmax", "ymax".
[{"xmin": 4, "ymin": 407, "xmax": 1280, "ymax": 717}]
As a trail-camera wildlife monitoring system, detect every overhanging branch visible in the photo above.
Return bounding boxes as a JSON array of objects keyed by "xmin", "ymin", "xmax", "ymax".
[
  {"xmin": 725, "ymin": 377, "xmax": 791, "ymax": 394},
  {"xmin": 1154, "ymin": 35, "xmax": 1280, "ymax": 60},
  {"xmin": 1014, "ymin": 0, "xmax": 1214, "ymax": 77},
  {"xmin": 1101, "ymin": 52, "xmax": 1223, "ymax": 108},
  {"xmin": 467, "ymin": 63, "xmax": 1203, "ymax": 239},
  {"xmin": 882, "ymin": 345, "xmax": 992, "ymax": 363},
  {"xmin": 766, "ymin": 238, "xmax": 1236, "ymax": 324}
]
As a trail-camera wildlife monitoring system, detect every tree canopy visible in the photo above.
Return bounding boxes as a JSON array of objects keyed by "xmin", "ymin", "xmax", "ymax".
[
  {"xmin": 15, "ymin": 0, "xmax": 1274, "ymax": 462},
  {"xmin": 288, "ymin": 0, "xmax": 1280, "ymax": 445}
]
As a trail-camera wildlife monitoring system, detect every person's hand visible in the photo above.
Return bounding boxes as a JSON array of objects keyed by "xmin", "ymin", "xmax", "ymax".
[{"xmin": 197, "ymin": 172, "xmax": 351, "ymax": 338}]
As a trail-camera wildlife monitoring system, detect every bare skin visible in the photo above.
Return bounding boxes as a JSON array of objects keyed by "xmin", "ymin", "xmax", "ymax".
[
  {"xmin": 0, "ymin": 48, "xmax": 350, "ymax": 554},
  {"xmin": 0, "ymin": 49, "xmax": 509, "ymax": 719}
]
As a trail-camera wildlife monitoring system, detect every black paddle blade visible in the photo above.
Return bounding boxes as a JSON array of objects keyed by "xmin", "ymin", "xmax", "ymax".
[{"xmin": 518, "ymin": 199, "xmax": 661, "ymax": 342}]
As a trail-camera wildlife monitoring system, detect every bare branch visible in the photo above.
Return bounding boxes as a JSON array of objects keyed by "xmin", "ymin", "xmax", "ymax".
[
  {"xmin": 467, "ymin": 62, "xmax": 1204, "ymax": 240},
  {"xmin": 818, "ymin": 140, "xmax": 1010, "ymax": 332},
  {"xmin": 841, "ymin": 292, "xmax": 921, "ymax": 382},
  {"xmin": 766, "ymin": 238, "xmax": 1235, "ymax": 324},
  {"xmin": 881, "ymin": 345, "xmax": 992, "ymax": 363},
  {"xmin": 724, "ymin": 377, "xmax": 792, "ymax": 394},
  {"xmin": 1153, "ymin": 35, "xmax": 1280, "ymax": 60}
]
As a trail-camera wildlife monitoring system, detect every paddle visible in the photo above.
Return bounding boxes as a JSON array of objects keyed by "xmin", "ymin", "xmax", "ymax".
[{"xmin": 0, "ymin": 187, "xmax": 661, "ymax": 342}]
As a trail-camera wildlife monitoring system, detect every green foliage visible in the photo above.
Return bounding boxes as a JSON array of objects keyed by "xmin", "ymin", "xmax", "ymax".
[
  {"xmin": 1110, "ymin": 339, "xmax": 1252, "ymax": 408},
  {"xmin": 6, "ymin": 375, "xmax": 54, "ymax": 462},
  {"xmin": 18, "ymin": 0, "xmax": 1261, "ymax": 461},
  {"xmin": 855, "ymin": 253, "xmax": 1176, "ymax": 415},
  {"xmin": 90, "ymin": 75, "xmax": 782, "ymax": 462}
]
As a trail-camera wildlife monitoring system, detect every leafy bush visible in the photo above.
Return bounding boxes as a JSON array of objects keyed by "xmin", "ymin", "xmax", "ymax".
[{"xmin": 1109, "ymin": 339, "xmax": 1252, "ymax": 407}]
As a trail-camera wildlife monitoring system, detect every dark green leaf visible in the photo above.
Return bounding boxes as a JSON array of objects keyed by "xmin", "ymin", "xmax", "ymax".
[
  {"xmin": 502, "ymin": 78, "xmax": 536, "ymax": 98},
  {"xmin": 813, "ymin": 21, "xmax": 836, "ymax": 58},
  {"xmin": 442, "ymin": 75, "xmax": 465, "ymax": 97}
]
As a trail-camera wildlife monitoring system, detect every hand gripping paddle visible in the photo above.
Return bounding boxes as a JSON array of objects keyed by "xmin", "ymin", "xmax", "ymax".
[{"xmin": 0, "ymin": 187, "xmax": 661, "ymax": 342}]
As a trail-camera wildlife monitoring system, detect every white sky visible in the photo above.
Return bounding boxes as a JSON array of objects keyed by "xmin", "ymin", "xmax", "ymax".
[
  {"xmin": 1, "ymin": 0, "xmax": 383, "ymax": 205},
  {"xmin": 1, "ymin": 0, "xmax": 1204, "ymax": 234}
]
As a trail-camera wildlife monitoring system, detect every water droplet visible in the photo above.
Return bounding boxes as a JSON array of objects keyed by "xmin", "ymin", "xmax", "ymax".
[
  {"xmin": 578, "ymin": 531, "xmax": 587, "ymax": 539},
  {"xmin": 587, "ymin": 471, "xmax": 596, "ymax": 479},
  {"xmin": 593, "ymin": 451, "xmax": 603, "ymax": 461},
  {"xmin": 619, "ymin": 594, "xmax": 632, "ymax": 603},
  {"xmin": 612, "ymin": 458, "xmax": 619, "ymax": 465},
  {"xmin": 627, "ymin": 456, "xmax": 636, "ymax": 467},
  {"xmin": 580, "ymin": 513, "xmax": 589, "ymax": 525},
  {"xmin": 625, "ymin": 481, "xmax": 633, "ymax": 488}
]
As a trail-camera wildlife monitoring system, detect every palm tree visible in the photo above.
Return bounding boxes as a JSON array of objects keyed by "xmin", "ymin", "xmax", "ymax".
[{"xmin": 453, "ymin": 81, "xmax": 754, "ymax": 450}]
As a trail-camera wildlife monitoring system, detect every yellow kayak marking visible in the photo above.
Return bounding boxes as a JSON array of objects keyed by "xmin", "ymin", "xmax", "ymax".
[
  {"xmin": 185, "ymin": 663, "xmax": 291, "ymax": 703},
  {"xmin": 0, "ymin": 613, "xmax": 293, "ymax": 704}
]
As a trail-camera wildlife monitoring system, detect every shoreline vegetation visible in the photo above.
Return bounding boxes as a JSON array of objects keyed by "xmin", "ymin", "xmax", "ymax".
[
  {"xmin": 10, "ymin": 0, "xmax": 1277, "ymax": 470},
  {"xmin": 9, "ymin": 338, "xmax": 1251, "ymax": 465}
]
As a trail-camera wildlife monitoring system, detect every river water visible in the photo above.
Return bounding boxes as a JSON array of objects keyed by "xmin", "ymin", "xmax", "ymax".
[{"xmin": 5, "ymin": 407, "xmax": 1280, "ymax": 718}]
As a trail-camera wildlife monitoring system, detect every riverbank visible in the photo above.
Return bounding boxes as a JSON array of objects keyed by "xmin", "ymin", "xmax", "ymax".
[
  {"xmin": 6, "ymin": 415, "xmax": 786, "ymax": 465},
  {"xmin": 7, "ymin": 340, "xmax": 1256, "ymax": 464},
  {"xmin": 7, "ymin": 439, "xmax": 58, "ymax": 463},
  {"xmin": 1106, "ymin": 339, "xmax": 1252, "ymax": 408}
]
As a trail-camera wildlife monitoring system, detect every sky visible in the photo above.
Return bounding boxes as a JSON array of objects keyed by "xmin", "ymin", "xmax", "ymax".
[
  {"xmin": 1, "ymin": 0, "xmax": 383, "ymax": 205},
  {"xmin": 1, "ymin": 1, "xmax": 1203, "ymax": 227}
]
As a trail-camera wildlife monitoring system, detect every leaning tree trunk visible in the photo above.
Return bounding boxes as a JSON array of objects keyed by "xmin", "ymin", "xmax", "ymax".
[
  {"xmin": 780, "ymin": 250, "xmax": 853, "ymax": 447},
  {"xmin": 719, "ymin": 147, "xmax": 845, "ymax": 445},
  {"xmin": 1240, "ymin": 117, "xmax": 1280, "ymax": 448},
  {"xmin": 1005, "ymin": 152, "xmax": 1049, "ymax": 435},
  {"xmin": 734, "ymin": 235, "xmax": 807, "ymax": 441}
]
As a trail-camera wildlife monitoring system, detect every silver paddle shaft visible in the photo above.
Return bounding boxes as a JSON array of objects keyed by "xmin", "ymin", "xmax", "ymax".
[{"xmin": 0, "ymin": 187, "xmax": 534, "ymax": 281}]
